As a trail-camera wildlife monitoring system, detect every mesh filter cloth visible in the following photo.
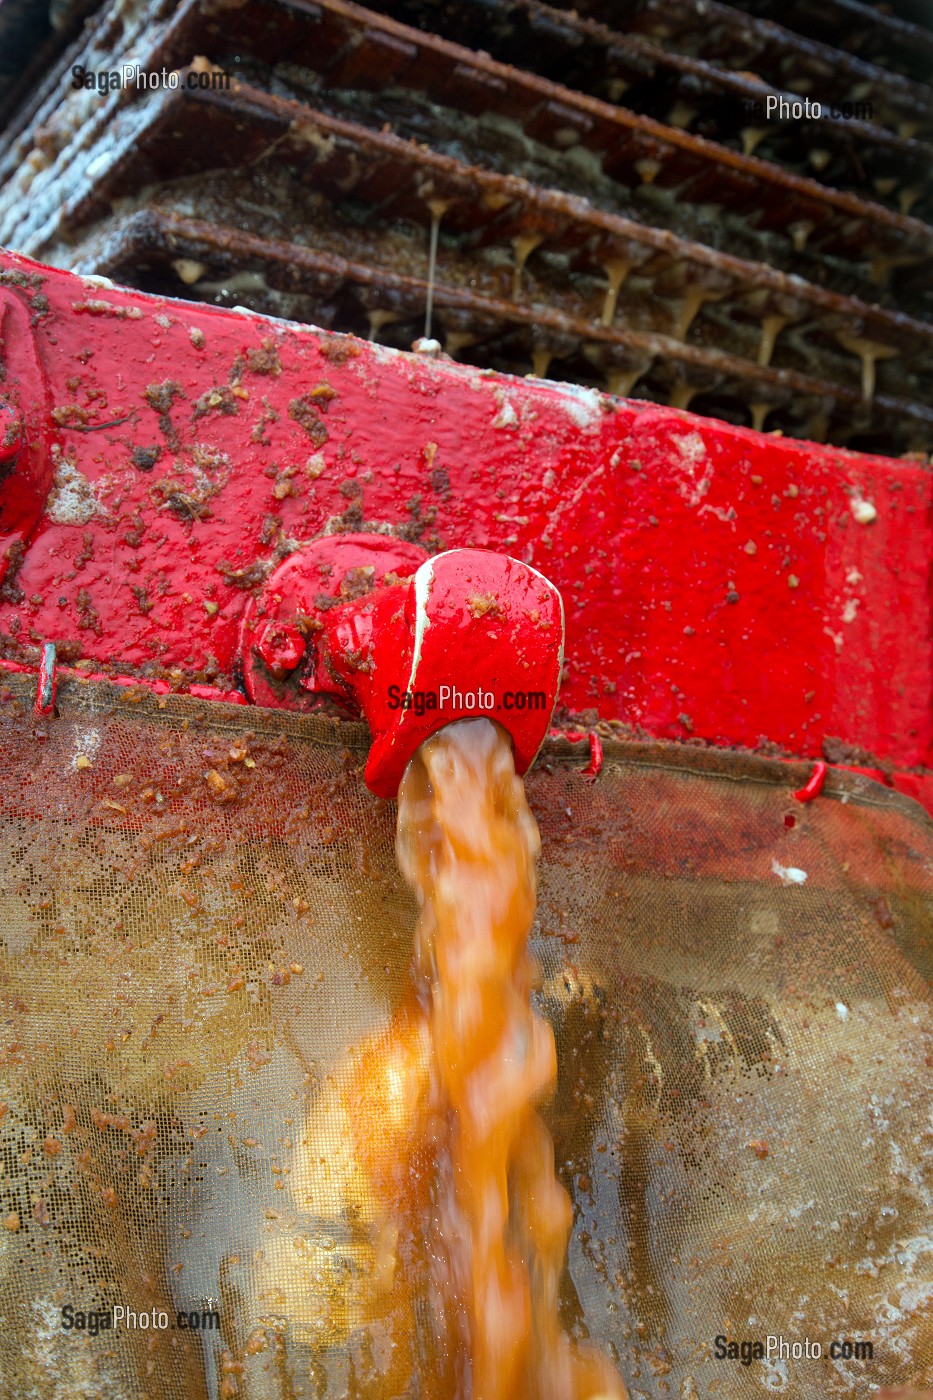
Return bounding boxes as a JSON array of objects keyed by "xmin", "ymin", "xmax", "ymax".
[{"xmin": 0, "ymin": 674, "xmax": 930, "ymax": 1399}]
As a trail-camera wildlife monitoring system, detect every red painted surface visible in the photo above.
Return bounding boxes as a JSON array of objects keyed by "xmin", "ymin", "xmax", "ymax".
[
  {"xmin": 0, "ymin": 282, "xmax": 55, "ymax": 584},
  {"xmin": 1, "ymin": 248, "xmax": 931, "ymax": 794},
  {"xmin": 238, "ymin": 534, "xmax": 429, "ymax": 711}
]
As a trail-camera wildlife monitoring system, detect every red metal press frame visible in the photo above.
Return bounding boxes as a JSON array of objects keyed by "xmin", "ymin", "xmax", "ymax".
[{"xmin": 1, "ymin": 249, "xmax": 931, "ymax": 806}]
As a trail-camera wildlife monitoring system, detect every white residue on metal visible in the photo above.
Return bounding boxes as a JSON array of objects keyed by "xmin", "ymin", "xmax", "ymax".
[
  {"xmin": 897, "ymin": 1279, "xmax": 933, "ymax": 1315},
  {"xmin": 850, "ymin": 490, "xmax": 878, "ymax": 524},
  {"xmin": 855, "ymin": 1228, "xmax": 933, "ymax": 1331},
  {"xmin": 761, "ymin": 1356, "xmax": 788, "ymax": 1391},
  {"xmin": 81, "ymin": 273, "xmax": 115, "ymax": 290},
  {"xmin": 24, "ymin": 1287, "xmax": 129, "ymax": 1396},
  {"xmin": 492, "ymin": 392, "xmax": 519, "ymax": 430},
  {"xmin": 408, "ymin": 555, "xmax": 436, "ymax": 692},
  {"xmin": 895, "ymin": 1234, "xmax": 933, "ymax": 1274},
  {"xmin": 0, "ymin": 0, "xmax": 170, "ymax": 245},
  {"xmin": 673, "ymin": 430, "xmax": 714, "ymax": 507},
  {"xmin": 889, "ymin": 1126, "xmax": 933, "ymax": 1208},
  {"xmin": 555, "ymin": 382, "xmax": 602, "ymax": 432},
  {"xmin": 84, "ymin": 150, "xmax": 113, "ymax": 181},
  {"xmin": 72, "ymin": 729, "xmax": 102, "ymax": 770},
  {"xmin": 46, "ymin": 451, "xmax": 102, "ymax": 525},
  {"xmin": 676, "ymin": 430, "xmax": 706, "ymax": 464},
  {"xmin": 540, "ymin": 452, "xmax": 611, "ymax": 549},
  {"xmin": 866, "ymin": 1090, "xmax": 892, "ymax": 1137},
  {"xmin": 786, "ymin": 1197, "xmax": 815, "ymax": 1219},
  {"xmin": 0, "ymin": 85, "xmax": 171, "ymax": 255},
  {"xmin": 523, "ymin": 558, "xmax": 565, "ymax": 768},
  {"xmin": 842, "ymin": 598, "xmax": 859, "ymax": 624},
  {"xmin": 771, "ymin": 858, "xmax": 807, "ymax": 885},
  {"xmin": 698, "ymin": 502, "xmax": 737, "ymax": 529}
]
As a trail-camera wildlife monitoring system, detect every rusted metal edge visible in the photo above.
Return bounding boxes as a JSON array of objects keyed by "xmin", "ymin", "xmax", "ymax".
[
  {"xmin": 0, "ymin": 0, "xmax": 100, "ymax": 136},
  {"xmin": 740, "ymin": 0, "xmax": 933, "ymax": 76},
  {"xmin": 561, "ymin": 0, "xmax": 933, "ymax": 84},
  {"xmin": 68, "ymin": 79, "xmax": 933, "ymax": 370},
  {"xmin": 0, "ymin": 0, "xmax": 176, "ymax": 189},
  {"xmin": 129, "ymin": 0, "xmax": 933, "ymax": 264},
  {"xmin": 273, "ymin": 0, "xmax": 930, "ymax": 253},
  {"xmin": 92, "ymin": 209, "xmax": 933, "ymax": 432},
  {"xmin": 5, "ymin": 0, "xmax": 924, "ymax": 292},
  {"xmin": 577, "ymin": 0, "xmax": 933, "ymax": 128},
  {"xmin": 515, "ymin": 0, "xmax": 933, "ymax": 167},
  {"xmin": 371, "ymin": 0, "xmax": 933, "ymax": 176}
]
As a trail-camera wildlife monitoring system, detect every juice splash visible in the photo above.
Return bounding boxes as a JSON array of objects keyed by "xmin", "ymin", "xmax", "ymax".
[{"xmin": 397, "ymin": 718, "xmax": 627, "ymax": 1400}]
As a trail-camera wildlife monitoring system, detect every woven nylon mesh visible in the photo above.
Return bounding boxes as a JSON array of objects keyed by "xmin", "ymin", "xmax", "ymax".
[{"xmin": 0, "ymin": 675, "xmax": 930, "ymax": 1399}]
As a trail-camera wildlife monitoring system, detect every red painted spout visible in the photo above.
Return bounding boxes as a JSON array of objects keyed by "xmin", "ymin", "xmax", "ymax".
[
  {"xmin": 239, "ymin": 537, "xmax": 565, "ymax": 798},
  {"xmin": 332, "ymin": 548, "xmax": 564, "ymax": 797}
]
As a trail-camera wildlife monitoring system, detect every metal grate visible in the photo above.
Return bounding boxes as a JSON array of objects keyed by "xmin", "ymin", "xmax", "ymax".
[{"xmin": 0, "ymin": 0, "xmax": 930, "ymax": 455}]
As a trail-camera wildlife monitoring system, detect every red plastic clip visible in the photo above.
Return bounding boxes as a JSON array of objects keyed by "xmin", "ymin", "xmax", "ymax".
[
  {"xmin": 583, "ymin": 730, "xmax": 604, "ymax": 778},
  {"xmin": 34, "ymin": 642, "xmax": 57, "ymax": 717},
  {"xmin": 794, "ymin": 759, "xmax": 827, "ymax": 803},
  {"xmin": 547, "ymin": 728, "xmax": 603, "ymax": 778}
]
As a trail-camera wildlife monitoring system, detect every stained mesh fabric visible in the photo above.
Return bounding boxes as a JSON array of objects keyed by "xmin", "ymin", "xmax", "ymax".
[{"xmin": 0, "ymin": 674, "xmax": 930, "ymax": 1398}]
